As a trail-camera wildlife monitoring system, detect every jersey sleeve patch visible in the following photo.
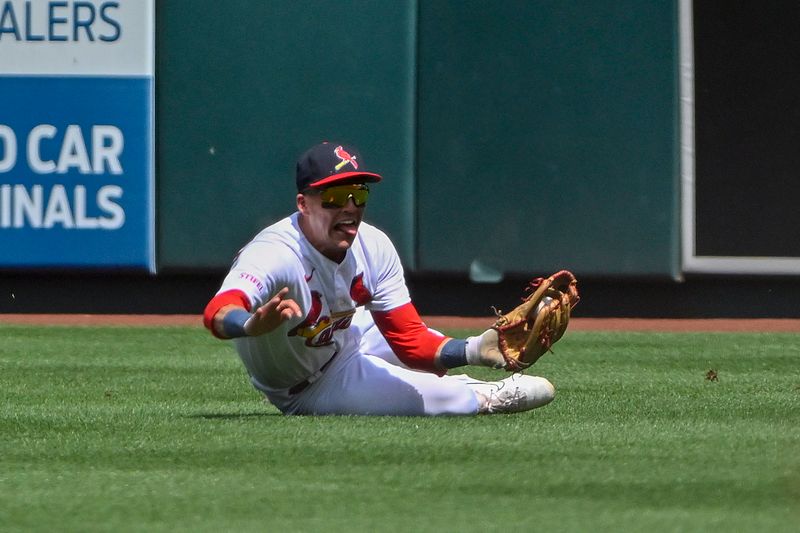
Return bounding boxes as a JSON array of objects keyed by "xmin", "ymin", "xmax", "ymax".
[{"xmin": 237, "ymin": 271, "xmax": 266, "ymax": 293}]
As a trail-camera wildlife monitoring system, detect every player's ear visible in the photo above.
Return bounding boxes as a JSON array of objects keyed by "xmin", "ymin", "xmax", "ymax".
[{"xmin": 296, "ymin": 193, "xmax": 307, "ymax": 214}]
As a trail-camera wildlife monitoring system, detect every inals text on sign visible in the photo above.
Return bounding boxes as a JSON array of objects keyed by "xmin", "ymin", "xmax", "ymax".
[{"xmin": 0, "ymin": 124, "xmax": 124, "ymax": 230}]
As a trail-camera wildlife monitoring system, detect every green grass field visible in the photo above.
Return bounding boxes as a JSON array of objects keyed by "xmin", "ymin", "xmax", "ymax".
[{"xmin": 2, "ymin": 325, "xmax": 798, "ymax": 532}]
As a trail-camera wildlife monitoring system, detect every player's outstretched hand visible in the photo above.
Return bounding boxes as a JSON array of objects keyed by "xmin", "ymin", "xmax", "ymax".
[
  {"xmin": 243, "ymin": 287, "xmax": 302, "ymax": 336},
  {"xmin": 466, "ymin": 329, "xmax": 508, "ymax": 370}
]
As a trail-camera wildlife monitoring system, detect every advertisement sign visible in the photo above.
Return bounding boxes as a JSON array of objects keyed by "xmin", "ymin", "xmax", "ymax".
[{"xmin": 0, "ymin": 1, "xmax": 155, "ymax": 271}]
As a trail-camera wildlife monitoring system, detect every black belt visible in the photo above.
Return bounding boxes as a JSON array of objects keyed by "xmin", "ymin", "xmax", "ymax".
[{"xmin": 288, "ymin": 351, "xmax": 337, "ymax": 395}]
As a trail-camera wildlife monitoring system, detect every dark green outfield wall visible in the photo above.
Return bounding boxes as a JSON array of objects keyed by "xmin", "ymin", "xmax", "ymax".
[
  {"xmin": 156, "ymin": 0, "xmax": 679, "ymax": 278},
  {"xmin": 417, "ymin": 1, "xmax": 679, "ymax": 277},
  {"xmin": 156, "ymin": 0, "xmax": 417, "ymax": 269}
]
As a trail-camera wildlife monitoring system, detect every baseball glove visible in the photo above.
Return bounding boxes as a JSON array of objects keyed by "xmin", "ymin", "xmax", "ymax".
[{"xmin": 493, "ymin": 270, "xmax": 580, "ymax": 371}]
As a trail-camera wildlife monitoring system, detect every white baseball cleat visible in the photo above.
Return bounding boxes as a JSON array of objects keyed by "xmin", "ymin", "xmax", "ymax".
[{"xmin": 468, "ymin": 374, "xmax": 555, "ymax": 414}]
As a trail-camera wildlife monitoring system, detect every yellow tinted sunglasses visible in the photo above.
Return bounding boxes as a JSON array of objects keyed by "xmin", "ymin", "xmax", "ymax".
[{"xmin": 319, "ymin": 184, "xmax": 369, "ymax": 208}]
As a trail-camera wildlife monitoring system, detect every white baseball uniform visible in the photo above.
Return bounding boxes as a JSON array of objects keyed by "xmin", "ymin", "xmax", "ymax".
[{"xmin": 212, "ymin": 212, "xmax": 482, "ymax": 415}]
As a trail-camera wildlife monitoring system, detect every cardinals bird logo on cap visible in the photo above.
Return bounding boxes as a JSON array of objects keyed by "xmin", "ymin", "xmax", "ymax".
[{"xmin": 334, "ymin": 145, "xmax": 358, "ymax": 171}]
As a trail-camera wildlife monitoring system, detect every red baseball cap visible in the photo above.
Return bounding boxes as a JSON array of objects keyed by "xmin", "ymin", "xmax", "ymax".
[{"xmin": 295, "ymin": 142, "xmax": 382, "ymax": 192}]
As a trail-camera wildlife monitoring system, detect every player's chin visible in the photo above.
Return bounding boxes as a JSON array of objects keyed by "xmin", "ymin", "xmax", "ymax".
[
  {"xmin": 336, "ymin": 235, "xmax": 357, "ymax": 249},
  {"xmin": 328, "ymin": 231, "xmax": 356, "ymax": 250}
]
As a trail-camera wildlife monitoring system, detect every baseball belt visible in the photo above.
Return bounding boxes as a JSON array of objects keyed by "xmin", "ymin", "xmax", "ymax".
[{"xmin": 288, "ymin": 351, "xmax": 338, "ymax": 395}]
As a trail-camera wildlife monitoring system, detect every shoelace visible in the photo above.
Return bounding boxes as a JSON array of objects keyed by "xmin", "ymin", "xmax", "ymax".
[{"xmin": 488, "ymin": 385, "xmax": 525, "ymax": 412}]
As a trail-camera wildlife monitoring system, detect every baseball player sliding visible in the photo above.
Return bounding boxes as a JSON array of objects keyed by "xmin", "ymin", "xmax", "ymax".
[{"xmin": 204, "ymin": 141, "xmax": 572, "ymax": 416}]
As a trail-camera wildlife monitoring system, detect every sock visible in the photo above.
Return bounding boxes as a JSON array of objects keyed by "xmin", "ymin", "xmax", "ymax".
[{"xmin": 465, "ymin": 335, "xmax": 483, "ymax": 366}]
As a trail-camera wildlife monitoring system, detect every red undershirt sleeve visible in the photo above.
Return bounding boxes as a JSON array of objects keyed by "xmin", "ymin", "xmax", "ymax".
[
  {"xmin": 371, "ymin": 302, "xmax": 450, "ymax": 375},
  {"xmin": 203, "ymin": 289, "xmax": 252, "ymax": 338}
]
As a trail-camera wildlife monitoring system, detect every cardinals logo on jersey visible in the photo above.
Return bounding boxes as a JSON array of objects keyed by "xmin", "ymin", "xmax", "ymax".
[
  {"xmin": 334, "ymin": 145, "xmax": 358, "ymax": 171},
  {"xmin": 349, "ymin": 273, "xmax": 372, "ymax": 306},
  {"xmin": 288, "ymin": 290, "xmax": 355, "ymax": 347}
]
